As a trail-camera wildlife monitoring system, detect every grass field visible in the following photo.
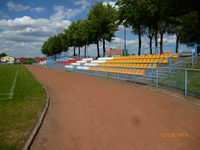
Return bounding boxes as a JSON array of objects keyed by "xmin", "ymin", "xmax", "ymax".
[
  {"xmin": 159, "ymin": 63, "xmax": 200, "ymax": 97},
  {"xmin": 0, "ymin": 65, "xmax": 46, "ymax": 149}
]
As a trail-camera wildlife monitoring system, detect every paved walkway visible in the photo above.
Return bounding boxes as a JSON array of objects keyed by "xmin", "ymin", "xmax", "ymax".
[{"xmin": 26, "ymin": 65, "xmax": 200, "ymax": 150}]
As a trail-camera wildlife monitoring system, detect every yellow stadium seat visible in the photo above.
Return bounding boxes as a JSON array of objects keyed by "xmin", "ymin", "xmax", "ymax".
[
  {"xmin": 152, "ymin": 54, "xmax": 157, "ymax": 59},
  {"xmin": 143, "ymin": 64, "xmax": 148, "ymax": 69},
  {"xmin": 140, "ymin": 64, "xmax": 144, "ymax": 68},
  {"xmin": 128, "ymin": 69, "xmax": 133, "ymax": 75},
  {"xmin": 136, "ymin": 64, "xmax": 140, "ymax": 68},
  {"xmin": 147, "ymin": 64, "xmax": 152, "ymax": 69},
  {"xmin": 153, "ymin": 64, "xmax": 157, "ymax": 68},
  {"xmin": 145, "ymin": 55, "xmax": 150, "ymax": 59},
  {"xmin": 139, "ymin": 70, "xmax": 145, "ymax": 76},
  {"xmin": 130, "ymin": 59, "xmax": 134, "ymax": 63},
  {"xmin": 146, "ymin": 59, "xmax": 151, "ymax": 63},
  {"xmin": 143, "ymin": 59, "xmax": 147, "ymax": 63},
  {"xmin": 139, "ymin": 59, "xmax": 143, "ymax": 63},
  {"xmin": 164, "ymin": 59, "xmax": 169, "ymax": 63},
  {"xmin": 135, "ymin": 70, "xmax": 140, "ymax": 75},
  {"xmin": 164, "ymin": 53, "xmax": 169, "ymax": 58},
  {"xmin": 155, "ymin": 59, "xmax": 159, "ymax": 63},
  {"xmin": 160, "ymin": 54, "xmax": 165, "ymax": 59},
  {"xmin": 156, "ymin": 55, "xmax": 161, "ymax": 59},
  {"xmin": 150, "ymin": 59, "xmax": 154, "ymax": 63}
]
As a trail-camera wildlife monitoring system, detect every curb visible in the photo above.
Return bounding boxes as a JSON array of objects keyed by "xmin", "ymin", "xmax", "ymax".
[{"xmin": 22, "ymin": 66, "xmax": 50, "ymax": 150}]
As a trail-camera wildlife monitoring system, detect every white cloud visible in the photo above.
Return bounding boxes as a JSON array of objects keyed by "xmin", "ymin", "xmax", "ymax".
[
  {"xmin": 103, "ymin": 1, "xmax": 118, "ymax": 8},
  {"xmin": 30, "ymin": 7, "xmax": 45, "ymax": 12},
  {"xmin": 0, "ymin": 16, "xmax": 71, "ymax": 57},
  {"xmin": 74, "ymin": 0, "xmax": 90, "ymax": 7},
  {"xmin": 7, "ymin": 1, "xmax": 29, "ymax": 11},
  {"xmin": 50, "ymin": 2, "xmax": 90, "ymax": 21},
  {"xmin": 0, "ymin": 1, "xmax": 91, "ymax": 57}
]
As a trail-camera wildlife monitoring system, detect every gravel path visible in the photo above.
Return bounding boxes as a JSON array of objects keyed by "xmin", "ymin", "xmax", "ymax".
[{"xmin": 26, "ymin": 65, "xmax": 200, "ymax": 150}]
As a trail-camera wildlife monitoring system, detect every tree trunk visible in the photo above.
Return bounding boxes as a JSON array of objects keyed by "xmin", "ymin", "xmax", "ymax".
[
  {"xmin": 97, "ymin": 41, "xmax": 100, "ymax": 58},
  {"xmin": 150, "ymin": 37, "xmax": 153, "ymax": 55},
  {"xmin": 78, "ymin": 47, "xmax": 80, "ymax": 57},
  {"xmin": 147, "ymin": 28, "xmax": 153, "ymax": 55},
  {"xmin": 84, "ymin": 45, "xmax": 86, "ymax": 58},
  {"xmin": 160, "ymin": 33, "xmax": 163, "ymax": 54},
  {"xmin": 197, "ymin": 46, "xmax": 200, "ymax": 54},
  {"xmin": 138, "ymin": 26, "xmax": 141, "ymax": 55},
  {"xmin": 155, "ymin": 23, "xmax": 158, "ymax": 53},
  {"xmin": 176, "ymin": 33, "xmax": 179, "ymax": 53},
  {"xmin": 73, "ymin": 47, "xmax": 76, "ymax": 56},
  {"xmin": 103, "ymin": 38, "xmax": 106, "ymax": 57}
]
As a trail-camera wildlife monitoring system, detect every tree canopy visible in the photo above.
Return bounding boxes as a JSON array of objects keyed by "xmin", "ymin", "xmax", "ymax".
[{"xmin": 41, "ymin": 0, "xmax": 200, "ymax": 57}]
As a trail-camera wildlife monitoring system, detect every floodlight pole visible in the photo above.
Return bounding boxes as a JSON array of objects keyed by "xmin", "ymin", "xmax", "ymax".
[{"xmin": 124, "ymin": 26, "xmax": 126, "ymax": 56}]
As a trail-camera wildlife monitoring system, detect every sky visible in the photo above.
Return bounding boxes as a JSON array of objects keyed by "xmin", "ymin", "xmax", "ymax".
[{"xmin": 0, "ymin": 0, "xmax": 177, "ymax": 58}]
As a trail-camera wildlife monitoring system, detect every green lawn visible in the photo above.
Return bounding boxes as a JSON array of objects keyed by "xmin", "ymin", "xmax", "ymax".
[
  {"xmin": 159, "ymin": 63, "xmax": 200, "ymax": 97},
  {"xmin": 0, "ymin": 65, "xmax": 46, "ymax": 149}
]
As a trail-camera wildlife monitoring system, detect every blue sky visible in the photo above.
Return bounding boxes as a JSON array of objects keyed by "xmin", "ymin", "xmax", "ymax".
[{"xmin": 0, "ymin": 0, "xmax": 177, "ymax": 58}]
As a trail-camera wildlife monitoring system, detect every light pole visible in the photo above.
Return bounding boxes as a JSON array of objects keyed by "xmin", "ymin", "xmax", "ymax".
[{"xmin": 124, "ymin": 26, "xmax": 126, "ymax": 56}]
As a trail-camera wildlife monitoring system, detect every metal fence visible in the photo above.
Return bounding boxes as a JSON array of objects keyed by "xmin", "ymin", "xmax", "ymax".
[{"xmin": 46, "ymin": 62, "xmax": 200, "ymax": 98}]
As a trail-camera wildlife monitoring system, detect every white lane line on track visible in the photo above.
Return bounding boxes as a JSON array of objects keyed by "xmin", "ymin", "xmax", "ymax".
[{"xmin": 8, "ymin": 66, "xmax": 19, "ymax": 99}]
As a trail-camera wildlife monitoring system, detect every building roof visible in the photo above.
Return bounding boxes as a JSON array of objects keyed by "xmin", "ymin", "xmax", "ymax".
[
  {"xmin": 106, "ymin": 49, "xmax": 123, "ymax": 55},
  {"xmin": 1, "ymin": 55, "xmax": 15, "ymax": 58},
  {"xmin": 33, "ymin": 57, "xmax": 46, "ymax": 62},
  {"xmin": 18, "ymin": 58, "xmax": 29, "ymax": 62}
]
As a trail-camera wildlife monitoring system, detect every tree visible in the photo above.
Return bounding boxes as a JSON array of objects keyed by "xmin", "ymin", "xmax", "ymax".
[
  {"xmin": 73, "ymin": 20, "xmax": 83, "ymax": 57},
  {"xmin": 0, "ymin": 53, "xmax": 7, "ymax": 58},
  {"xmin": 66, "ymin": 22, "xmax": 78, "ymax": 56},
  {"xmin": 144, "ymin": 0, "xmax": 168, "ymax": 54},
  {"xmin": 41, "ymin": 41, "xmax": 50, "ymax": 56},
  {"xmin": 101, "ymin": 3, "xmax": 119, "ymax": 57},
  {"xmin": 88, "ymin": 2, "xmax": 119, "ymax": 57},
  {"xmin": 146, "ymin": 27, "xmax": 154, "ymax": 54},
  {"xmin": 167, "ymin": 16, "xmax": 183, "ymax": 53},
  {"xmin": 166, "ymin": 0, "xmax": 200, "ymax": 53},
  {"xmin": 41, "ymin": 34, "xmax": 68, "ymax": 56},
  {"xmin": 158, "ymin": 21, "xmax": 168, "ymax": 54},
  {"xmin": 116, "ymin": 0, "xmax": 146, "ymax": 55},
  {"xmin": 81, "ymin": 19, "xmax": 90, "ymax": 58},
  {"xmin": 58, "ymin": 33, "xmax": 69, "ymax": 53},
  {"xmin": 87, "ymin": 3, "xmax": 103, "ymax": 57}
]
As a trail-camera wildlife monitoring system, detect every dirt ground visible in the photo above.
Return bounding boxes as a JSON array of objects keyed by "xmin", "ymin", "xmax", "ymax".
[{"xmin": 26, "ymin": 65, "xmax": 200, "ymax": 150}]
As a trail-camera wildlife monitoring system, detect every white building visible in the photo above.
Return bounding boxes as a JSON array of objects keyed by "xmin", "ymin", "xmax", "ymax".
[{"xmin": 1, "ymin": 56, "xmax": 15, "ymax": 64}]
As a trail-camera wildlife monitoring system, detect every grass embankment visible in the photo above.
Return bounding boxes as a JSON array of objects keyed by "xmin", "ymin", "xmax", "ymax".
[
  {"xmin": 159, "ymin": 62, "xmax": 200, "ymax": 97},
  {"xmin": 0, "ymin": 65, "xmax": 46, "ymax": 149}
]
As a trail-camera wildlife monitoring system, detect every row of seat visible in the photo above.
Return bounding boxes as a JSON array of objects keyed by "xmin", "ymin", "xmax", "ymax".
[
  {"xmin": 98, "ymin": 63, "xmax": 157, "ymax": 69},
  {"xmin": 60, "ymin": 59, "xmax": 82, "ymax": 65},
  {"xmin": 113, "ymin": 53, "xmax": 178, "ymax": 60},
  {"xmin": 89, "ymin": 67, "xmax": 145, "ymax": 76},
  {"xmin": 106, "ymin": 58, "xmax": 168, "ymax": 64}
]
